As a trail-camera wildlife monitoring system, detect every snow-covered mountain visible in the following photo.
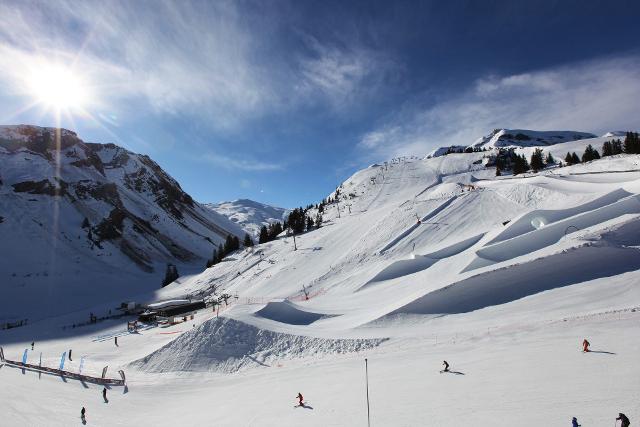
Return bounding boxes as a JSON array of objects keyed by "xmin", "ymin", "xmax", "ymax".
[
  {"xmin": 205, "ymin": 198, "xmax": 289, "ymax": 238},
  {"xmin": 2, "ymin": 128, "xmax": 640, "ymax": 426},
  {"xmin": 469, "ymin": 128, "xmax": 596, "ymax": 150},
  {"xmin": 0, "ymin": 125, "xmax": 243, "ymax": 318}
]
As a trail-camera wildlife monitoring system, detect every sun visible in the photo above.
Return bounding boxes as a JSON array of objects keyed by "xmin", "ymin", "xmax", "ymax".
[{"xmin": 28, "ymin": 64, "xmax": 89, "ymax": 111}]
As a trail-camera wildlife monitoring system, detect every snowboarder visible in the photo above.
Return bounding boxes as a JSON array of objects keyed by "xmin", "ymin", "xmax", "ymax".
[
  {"xmin": 80, "ymin": 407, "xmax": 86, "ymax": 422},
  {"xmin": 572, "ymin": 416, "xmax": 581, "ymax": 427},
  {"xmin": 31, "ymin": 341, "xmax": 34, "ymax": 350},
  {"xmin": 114, "ymin": 336, "xmax": 118, "ymax": 347},
  {"xmin": 443, "ymin": 360, "xmax": 450, "ymax": 372},
  {"xmin": 616, "ymin": 413, "xmax": 630, "ymax": 427},
  {"xmin": 102, "ymin": 387, "xmax": 107, "ymax": 402},
  {"xmin": 296, "ymin": 392, "xmax": 304, "ymax": 406},
  {"xmin": 582, "ymin": 339, "xmax": 590, "ymax": 352},
  {"xmin": 69, "ymin": 349, "xmax": 73, "ymax": 361}
]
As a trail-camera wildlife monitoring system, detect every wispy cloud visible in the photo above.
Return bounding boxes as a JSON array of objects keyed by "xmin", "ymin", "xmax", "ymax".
[
  {"xmin": 201, "ymin": 152, "xmax": 283, "ymax": 172},
  {"xmin": 297, "ymin": 36, "xmax": 392, "ymax": 109},
  {"xmin": 358, "ymin": 55, "xmax": 640, "ymax": 160},
  {"xmin": 0, "ymin": 1, "xmax": 277, "ymax": 130}
]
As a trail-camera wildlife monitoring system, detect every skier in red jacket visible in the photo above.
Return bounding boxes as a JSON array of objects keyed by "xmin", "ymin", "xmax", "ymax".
[
  {"xmin": 296, "ymin": 392, "xmax": 304, "ymax": 406},
  {"xmin": 582, "ymin": 339, "xmax": 590, "ymax": 352}
]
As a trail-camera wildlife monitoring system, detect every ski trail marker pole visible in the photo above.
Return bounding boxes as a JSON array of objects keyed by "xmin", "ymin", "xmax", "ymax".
[{"xmin": 365, "ymin": 358, "xmax": 371, "ymax": 427}]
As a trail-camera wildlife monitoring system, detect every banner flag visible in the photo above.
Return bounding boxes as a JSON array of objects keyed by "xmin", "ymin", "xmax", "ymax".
[{"xmin": 59, "ymin": 352, "xmax": 66, "ymax": 370}]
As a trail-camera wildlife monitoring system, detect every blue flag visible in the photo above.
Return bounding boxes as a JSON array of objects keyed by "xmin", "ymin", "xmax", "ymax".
[
  {"xmin": 59, "ymin": 352, "xmax": 66, "ymax": 370},
  {"xmin": 79, "ymin": 356, "xmax": 85, "ymax": 374},
  {"xmin": 22, "ymin": 349, "xmax": 28, "ymax": 364}
]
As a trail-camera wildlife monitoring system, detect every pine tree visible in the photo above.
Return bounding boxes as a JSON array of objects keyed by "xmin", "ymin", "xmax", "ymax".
[
  {"xmin": 581, "ymin": 144, "xmax": 600, "ymax": 163},
  {"xmin": 258, "ymin": 225, "xmax": 268, "ymax": 244},
  {"xmin": 513, "ymin": 154, "xmax": 529, "ymax": 175},
  {"xmin": 306, "ymin": 215, "xmax": 314, "ymax": 231},
  {"xmin": 612, "ymin": 138, "xmax": 623, "ymax": 155},
  {"xmin": 623, "ymin": 131, "xmax": 640, "ymax": 154},
  {"xmin": 545, "ymin": 152, "xmax": 555, "ymax": 165},
  {"xmin": 161, "ymin": 264, "xmax": 179, "ymax": 287},
  {"xmin": 243, "ymin": 233, "xmax": 254, "ymax": 247},
  {"xmin": 571, "ymin": 152, "xmax": 581, "ymax": 164},
  {"xmin": 602, "ymin": 140, "xmax": 614, "ymax": 157},
  {"xmin": 530, "ymin": 148, "xmax": 544, "ymax": 172},
  {"xmin": 82, "ymin": 217, "xmax": 90, "ymax": 228},
  {"xmin": 224, "ymin": 235, "xmax": 234, "ymax": 254},
  {"xmin": 495, "ymin": 165, "xmax": 501, "ymax": 176},
  {"xmin": 565, "ymin": 152, "xmax": 573, "ymax": 165},
  {"xmin": 315, "ymin": 212, "xmax": 323, "ymax": 228},
  {"xmin": 216, "ymin": 243, "xmax": 224, "ymax": 262},
  {"xmin": 232, "ymin": 236, "xmax": 240, "ymax": 251}
]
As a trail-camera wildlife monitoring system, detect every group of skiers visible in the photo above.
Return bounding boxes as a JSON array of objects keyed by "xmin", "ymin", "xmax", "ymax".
[
  {"xmin": 572, "ymin": 413, "xmax": 630, "ymax": 427},
  {"xmin": 575, "ymin": 339, "xmax": 630, "ymax": 426}
]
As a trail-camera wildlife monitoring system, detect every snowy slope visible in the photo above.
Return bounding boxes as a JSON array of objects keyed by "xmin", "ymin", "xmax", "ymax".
[
  {"xmin": 0, "ymin": 125, "xmax": 243, "ymax": 319},
  {"xmin": 204, "ymin": 198, "xmax": 289, "ymax": 238},
  {"xmin": 1, "ymin": 133, "xmax": 640, "ymax": 426}
]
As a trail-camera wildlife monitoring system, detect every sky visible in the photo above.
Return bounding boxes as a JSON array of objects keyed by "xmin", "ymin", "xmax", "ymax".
[{"xmin": 0, "ymin": 0, "xmax": 639, "ymax": 208}]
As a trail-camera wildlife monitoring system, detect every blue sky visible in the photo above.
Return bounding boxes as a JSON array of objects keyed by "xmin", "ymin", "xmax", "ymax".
[{"xmin": 0, "ymin": 0, "xmax": 639, "ymax": 208}]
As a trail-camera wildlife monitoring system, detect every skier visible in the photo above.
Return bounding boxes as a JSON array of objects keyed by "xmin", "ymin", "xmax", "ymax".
[
  {"xmin": 616, "ymin": 413, "xmax": 630, "ymax": 427},
  {"xmin": 114, "ymin": 336, "xmax": 118, "ymax": 347},
  {"xmin": 582, "ymin": 339, "xmax": 590, "ymax": 352},
  {"xmin": 69, "ymin": 349, "xmax": 73, "ymax": 361},
  {"xmin": 80, "ymin": 407, "xmax": 86, "ymax": 422},
  {"xmin": 442, "ymin": 360, "xmax": 450, "ymax": 372},
  {"xmin": 102, "ymin": 387, "xmax": 107, "ymax": 402},
  {"xmin": 572, "ymin": 416, "xmax": 581, "ymax": 427},
  {"xmin": 296, "ymin": 392, "xmax": 304, "ymax": 407}
]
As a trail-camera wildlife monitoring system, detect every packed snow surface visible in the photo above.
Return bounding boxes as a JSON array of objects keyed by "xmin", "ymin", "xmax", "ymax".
[{"xmin": 1, "ymin": 132, "xmax": 640, "ymax": 426}]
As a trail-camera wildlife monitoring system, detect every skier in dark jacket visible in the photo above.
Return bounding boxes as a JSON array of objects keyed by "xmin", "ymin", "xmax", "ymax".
[
  {"xmin": 81, "ymin": 407, "xmax": 86, "ymax": 422},
  {"xmin": 296, "ymin": 392, "xmax": 304, "ymax": 406},
  {"xmin": 617, "ymin": 413, "xmax": 630, "ymax": 427},
  {"xmin": 69, "ymin": 349, "xmax": 72, "ymax": 361},
  {"xmin": 442, "ymin": 360, "xmax": 450, "ymax": 372},
  {"xmin": 102, "ymin": 387, "xmax": 107, "ymax": 402},
  {"xmin": 572, "ymin": 417, "xmax": 580, "ymax": 427},
  {"xmin": 582, "ymin": 339, "xmax": 590, "ymax": 352}
]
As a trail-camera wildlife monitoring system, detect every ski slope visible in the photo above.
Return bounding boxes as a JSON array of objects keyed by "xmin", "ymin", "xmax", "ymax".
[{"xmin": 1, "ymin": 142, "xmax": 640, "ymax": 426}]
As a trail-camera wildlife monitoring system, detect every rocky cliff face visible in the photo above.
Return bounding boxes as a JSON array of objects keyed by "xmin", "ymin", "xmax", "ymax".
[{"xmin": 0, "ymin": 125, "xmax": 243, "ymax": 317}]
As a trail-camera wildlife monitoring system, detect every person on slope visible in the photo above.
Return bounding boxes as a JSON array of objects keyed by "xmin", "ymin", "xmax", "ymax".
[
  {"xmin": 80, "ymin": 407, "xmax": 86, "ymax": 422},
  {"xmin": 442, "ymin": 360, "xmax": 450, "ymax": 372},
  {"xmin": 296, "ymin": 392, "xmax": 304, "ymax": 406},
  {"xmin": 102, "ymin": 387, "xmax": 108, "ymax": 402},
  {"xmin": 616, "ymin": 413, "xmax": 630, "ymax": 427},
  {"xmin": 115, "ymin": 336, "xmax": 118, "ymax": 347},
  {"xmin": 582, "ymin": 339, "xmax": 590, "ymax": 353},
  {"xmin": 572, "ymin": 416, "xmax": 581, "ymax": 427}
]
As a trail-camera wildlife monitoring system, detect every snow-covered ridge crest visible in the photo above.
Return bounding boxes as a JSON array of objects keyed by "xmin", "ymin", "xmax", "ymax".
[
  {"xmin": 469, "ymin": 128, "xmax": 596, "ymax": 150},
  {"xmin": 205, "ymin": 198, "xmax": 289, "ymax": 238}
]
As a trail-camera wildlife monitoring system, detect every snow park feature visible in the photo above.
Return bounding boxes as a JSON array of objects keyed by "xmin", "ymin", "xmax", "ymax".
[{"xmin": 1, "ymin": 126, "xmax": 640, "ymax": 426}]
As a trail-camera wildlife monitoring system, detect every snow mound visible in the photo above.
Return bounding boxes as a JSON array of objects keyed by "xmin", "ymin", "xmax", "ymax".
[
  {"xmin": 130, "ymin": 317, "xmax": 387, "ymax": 373},
  {"xmin": 254, "ymin": 300, "xmax": 336, "ymax": 325}
]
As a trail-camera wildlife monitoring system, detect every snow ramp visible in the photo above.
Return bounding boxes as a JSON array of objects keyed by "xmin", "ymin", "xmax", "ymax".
[
  {"xmin": 254, "ymin": 300, "xmax": 335, "ymax": 325},
  {"xmin": 391, "ymin": 244, "xmax": 640, "ymax": 316},
  {"xmin": 378, "ymin": 196, "xmax": 457, "ymax": 254},
  {"xmin": 130, "ymin": 317, "xmax": 387, "ymax": 373},
  {"xmin": 464, "ymin": 194, "xmax": 640, "ymax": 272},
  {"xmin": 361, "ymin": 233, "xmax": 484, "ymax": 290}
]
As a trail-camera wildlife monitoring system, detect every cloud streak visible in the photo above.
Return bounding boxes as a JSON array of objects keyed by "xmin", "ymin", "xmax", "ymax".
[{"xmin": 359, "ymin": 55, "xmax": 640, "ymax": 161}]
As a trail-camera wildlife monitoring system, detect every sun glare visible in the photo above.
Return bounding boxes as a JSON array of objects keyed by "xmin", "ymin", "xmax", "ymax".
[{"xmin": 28, "ymin": 64, "xmax": 88, "ymax": 111}]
